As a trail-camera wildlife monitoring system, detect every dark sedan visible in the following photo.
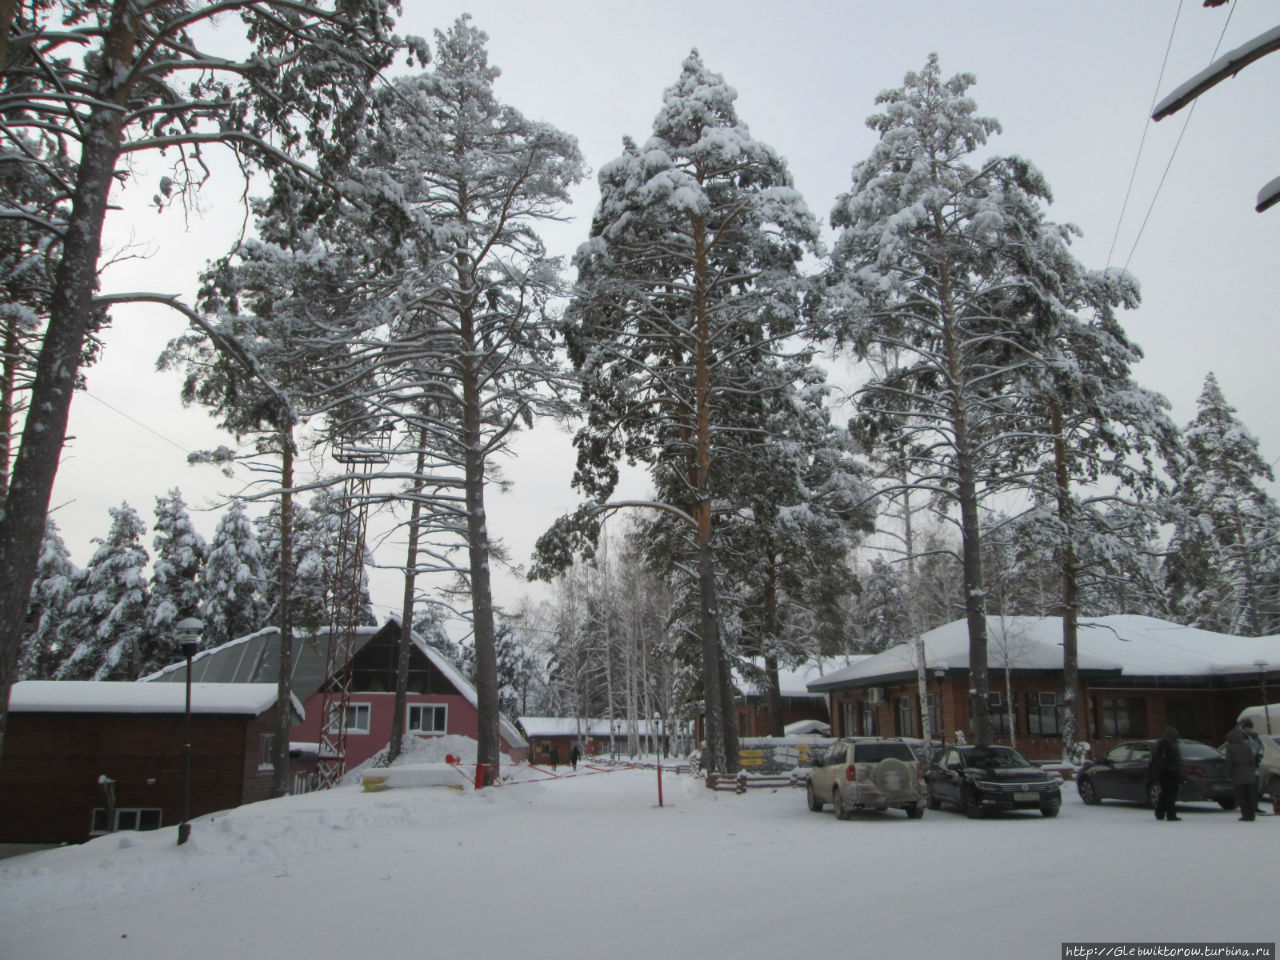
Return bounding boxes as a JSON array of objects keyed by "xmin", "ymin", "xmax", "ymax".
[
  {"xmin": 1076, "ymin": 740, "xmax": 1236, "ymax": 810},
  {"xmin": 926, "ymin": 745, "xmax": 1062, "ymax": 818}
]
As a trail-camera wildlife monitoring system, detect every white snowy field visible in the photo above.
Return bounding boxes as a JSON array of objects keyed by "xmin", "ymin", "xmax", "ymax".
[{"xmin": 1, "ymin": 763, "xmax": 1273, "ymax": 960}]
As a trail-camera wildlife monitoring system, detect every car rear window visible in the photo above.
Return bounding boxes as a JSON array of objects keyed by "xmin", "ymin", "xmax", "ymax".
[
  {"xmin": 1181, "ymin": 742, "xmax": 1223, "ymax": 759},
  {"xmin": 853, "ymin": 742, "xmax": 915, "ymax": 763}
]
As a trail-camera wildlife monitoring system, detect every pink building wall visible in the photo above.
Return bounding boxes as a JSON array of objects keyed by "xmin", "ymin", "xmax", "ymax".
[{"xmin": 292, "ymin": 691, "xmax": 529, "ymax": 767}]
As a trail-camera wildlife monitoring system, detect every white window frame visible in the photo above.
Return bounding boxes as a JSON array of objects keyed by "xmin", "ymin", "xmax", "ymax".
[
  {"xmin": 91, "ymin": 807, "xmax": 163, "ymax": 835},
  {"xmin": 327, "ymin": 702, "xmax": 371, "ymax": 735},
  {"xmin": 407, "ymin": 703, "xmax": 448, "ymax": 735},
  {"xmin": 259, "ymin": 733, "xmax": 275, "ymax": 770}
]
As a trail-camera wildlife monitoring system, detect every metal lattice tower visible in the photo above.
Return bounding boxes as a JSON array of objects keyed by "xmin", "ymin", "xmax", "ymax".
[{"xmin": 315, "ymin": 423, "xmax": 393, "ymax": 788}]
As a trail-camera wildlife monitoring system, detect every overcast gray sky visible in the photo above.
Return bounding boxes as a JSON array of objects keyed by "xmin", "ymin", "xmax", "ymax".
[{"xmin": 52, "ymin": 1, "xmax": 1280, "ymax": 626}]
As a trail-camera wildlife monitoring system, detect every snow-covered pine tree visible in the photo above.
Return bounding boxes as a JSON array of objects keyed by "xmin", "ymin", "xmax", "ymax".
[
  {"xmin": 143, "ymin": 489, "xmax": 208, "ymax": 675},
  {"xmin": 308, "ymin": 17, "xmax": 584, "ymax": 784},
  {"xmin": 542, "ymin": 50, "xmax": 819, "ymax": 773},
  {"xmin": 55, "ymin": 503, "xmax": 150, "ymax": 680},
  {"xmin": 1165, "ymin": 373, "xmax": 1280, "ymax": 636},
  {"xmin": 17, "ymin": 518, "xmax": 80, "ymax": 679},
  {"xmin": 199, "ymin": 502, "xmax": 267, "ymax": 650},
  {"xmin": 0, "ymin": 0, "xmax": 413, "ymax": 760},
  {"xmin": 825, "ymin": 55, "xmax": 1068, "ymax": 745}
]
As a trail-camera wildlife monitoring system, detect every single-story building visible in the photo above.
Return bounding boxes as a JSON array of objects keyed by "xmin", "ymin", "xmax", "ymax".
[
  {"xmin": 145, "ymin": 618, "xmax": 528, "ymax": 774},
  {"xmin": 0, "ymin": 681, "xmax": 303, "ymax": 843},
  {"xmin": 807, "ymin": 615, "xmax": 1280, "ymax": 762},
  {"xmin": 518, "ymin": 716, "xmax": 669, "ymax": 764},
  {"xmin": 696, "ymin": 658, "xmax": 859, "ymax": 744}
]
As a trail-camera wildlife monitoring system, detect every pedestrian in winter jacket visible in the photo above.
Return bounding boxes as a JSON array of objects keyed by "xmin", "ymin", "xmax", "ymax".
[
  {"xmin": 1225, "ymin": 727, "xmax": 1259, "ymax": 821},
  {"xmin": 1148, "ymin": 726, "xmax": 1182, "ymax": 821}
]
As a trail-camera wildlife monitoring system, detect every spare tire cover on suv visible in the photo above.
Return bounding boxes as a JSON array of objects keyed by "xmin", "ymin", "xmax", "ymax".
[{"xmin": 871, "ymin": 756, "xmax": 913, "ymax": 798}]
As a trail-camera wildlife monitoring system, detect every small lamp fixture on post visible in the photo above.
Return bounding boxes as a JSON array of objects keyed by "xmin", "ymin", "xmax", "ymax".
[{"xmin": 175, "ymin": 617, "xmax": 204, "ymax": 846}]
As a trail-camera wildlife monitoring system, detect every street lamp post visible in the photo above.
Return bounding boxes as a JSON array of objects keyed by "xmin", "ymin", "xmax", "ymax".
[
  {"xmin": 1254, "ymin": 660, "xmax": 1272, "ymax": 733},
  {"xmin": 175, "ymin": 618, "xmax": 203, "ymax": 845}
]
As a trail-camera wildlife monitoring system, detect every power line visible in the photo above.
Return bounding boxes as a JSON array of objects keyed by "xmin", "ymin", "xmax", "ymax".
[
  {"xmin": 1122, "ymin": 1, "xmax": 1238, "ymax": 272},
  {"xmin": 1106, "ymin": 0, "xmax": 1184, "ymax": 270},
  {"xmin": 83, "ymin": 389, "xmax": 194, "ymax": 456}
]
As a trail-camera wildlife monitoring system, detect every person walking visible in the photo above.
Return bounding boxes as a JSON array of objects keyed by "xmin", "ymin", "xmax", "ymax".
[
  {"xmin": 1225, "ymin": 726, "xmax": 1259, "ymax": 821},
  {"xmin": 570, "ymin": 743, "xmax": 581, "ymax": 771},
  {"xmin": 1148, "ymin": 726, "xmax": 1182, "ymax": 821}
]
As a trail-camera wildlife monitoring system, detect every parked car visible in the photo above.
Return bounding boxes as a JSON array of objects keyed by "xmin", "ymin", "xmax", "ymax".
[
  {"xmin": 926, "ymin": 744, "xmax": 1062, "ymax": 818},
  {"xmin": 806, "ymin": 737, "xmax": 926, "ymax": 819},
  {"xmin": 1076, "ymin": 740, "xmax": 1235, "ymax": 810}
]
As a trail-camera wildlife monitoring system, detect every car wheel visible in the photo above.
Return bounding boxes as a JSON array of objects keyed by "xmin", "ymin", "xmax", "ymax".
[
  {"xmin": 963, "ymin": 787, "xmax": 984, "ymax": 819},
  {"xmin": 1267, "ymin": 776, "xmax": 1280, "ymax": 803},
  {"xmin": 834, "ymin": 787, "xmax": 852, "ymax": 820},
  {"xmin": 1040, "ymin": 802, "xmax": 1060, "ymax": 818},
  {"xmin": 1077, "ymin": 777, "xmax": 1101, "ymax": 806},
  {"xmin": 806, "ymin": 781, "xmax": 824, "ymax": 812},
  {"xmin": 1146, "ymin": 781, "xmax": 1160, "ymax": 809},
  {"xmin": 904, "ymin": 803, "xmax": 924, "ymax": 819},
  {"xmin": 1218, "ymin": 797, "xmax": 1237, "ymax": 811}
]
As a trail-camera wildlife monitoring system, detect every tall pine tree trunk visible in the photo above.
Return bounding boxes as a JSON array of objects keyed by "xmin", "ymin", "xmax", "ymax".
[
  {"xmin": 0, "ymin": 6, "xmax": 136, "ymax": 758},
  {"xmin": 693, "ymin": 213, "xmax": 731, "ymax": 773},
  {"xmin": 389, "ymin": 432, "xmax": 427, "ymax": 764},
  {"xmin": 939, "ymin": 260, "xmax": 990, "ymax": 746},
  {"xmin": 272, "ymin": 435, "xmax": 295, "ymax": 797},
  {"xmin": 1050, "ymin": 400, "xmax": 1082, "ymax": 763}
]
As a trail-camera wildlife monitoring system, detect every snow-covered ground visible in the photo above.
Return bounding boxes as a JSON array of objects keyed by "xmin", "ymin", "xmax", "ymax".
[{"xmin": 1, "ymin": 757, "xmax": 1273, "ymax": 960}]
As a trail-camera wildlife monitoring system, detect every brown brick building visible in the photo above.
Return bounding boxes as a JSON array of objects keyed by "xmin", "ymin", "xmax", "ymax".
[
  {"xmin": 808, "ymin": 615, "xmax": 1280, "ymax": 762},
  {"xmin": 0, "ymin": 681, "xmax": 302, "ymax": 843}
]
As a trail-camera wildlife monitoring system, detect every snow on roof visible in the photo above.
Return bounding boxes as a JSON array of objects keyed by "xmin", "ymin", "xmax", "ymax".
[
  {"xmin": 807, "ymin": 615, "xmax": 1280, "ymax": 691},
  {"xmin": 518, "ymin": 716, "xmax": 663, "ymax": 738},
  {"xmin": 142, "ymin": 619, "xmax": 525, "ymax": 748},
  {"xmin": 9, "ymin": 681, "xmax": 302, "ymax": 718},
  {"xmin": 735, "ymin": 657, "xmax": 869, "ymax": 698}
]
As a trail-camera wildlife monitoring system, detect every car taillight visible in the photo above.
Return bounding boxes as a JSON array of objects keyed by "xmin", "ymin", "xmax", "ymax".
[
  {"xmin": 1183, "ymin": 763, "xmax": 1205, "ymax": 775},
  {"xmin": 845, "ymin": 764, "xmax": 856, "ymax": 782}
]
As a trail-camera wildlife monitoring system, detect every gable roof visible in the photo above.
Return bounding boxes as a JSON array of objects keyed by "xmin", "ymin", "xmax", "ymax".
[
  {"xmin": 143, "ymin": 619, "xmax": 526, "ymax": 748},
  {"xmin": 807, "ymin": 615, "xmax": 1280, "ymax": 692},
  {"xmin": 9, "ymin": 681, "xmax": 303, "ymax": 719},
  {"xmin": 736, "ymin": 658, "xmax": 870, "ymax": 698}
]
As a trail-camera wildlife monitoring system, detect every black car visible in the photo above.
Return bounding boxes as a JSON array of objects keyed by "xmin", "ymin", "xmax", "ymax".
[
  {"xmin": 926, "ymin": 745, "xmax": 1062, "ymax": 818},
  {"xmin": 1076, "ymin": 740, "xmax": 1235, "ymax": 810}
]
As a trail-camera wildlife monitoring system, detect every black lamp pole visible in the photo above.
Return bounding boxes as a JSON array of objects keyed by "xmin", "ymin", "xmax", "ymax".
[{"xmin": 176, "ymin": 618, "xmax": 203, "ymax": 846}]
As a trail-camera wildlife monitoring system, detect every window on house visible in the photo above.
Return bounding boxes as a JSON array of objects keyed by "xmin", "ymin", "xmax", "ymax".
[
  {"xmin": 327, "ymin": 702, "xmax": 371, "ymax": 735},
  {"xmin": 988, "ymin": 691, "xmax": 1012, "ymax": 737},
  {"xmin": 926, "ymin": 693, "xmax": 942, "ymax": 738},
  {"xmin": 862, "ymin": 701, "xmax": 879, "ymax": 736},
  {"xmin": 1099, "ymin": 697, "xmax": 1147, "ymax": 738},
  {"xmin": 1026, "ymin": 692, "xmax": 1061, "ymax": 736},
  {"xmin": 91, "ymin": 807, "xmax": 162, "ymax": 835},
  {"xmin": 408, "ymin": 704, "xmax": 447, "ymax": 734},
  {"xmin": 258, "ymin": 733, "xmax": 276, "ymax": 770},
  {"xmin": 841, "ymin": 701, "xmax": 856, "ymax": 738},
  {"xmin": 897, "ymin": 695, "xmax": 916, "ymax": 738}
]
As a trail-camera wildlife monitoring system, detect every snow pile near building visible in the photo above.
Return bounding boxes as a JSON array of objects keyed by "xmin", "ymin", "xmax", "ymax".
[{"xmin": 342, "ymin": 733, "xmax": 531, "ymax": 787}]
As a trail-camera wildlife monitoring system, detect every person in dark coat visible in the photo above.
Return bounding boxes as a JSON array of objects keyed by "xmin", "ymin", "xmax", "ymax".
[
  {"xmin": 1225, "ymin": 727, "xmax": 1259, "ymax": 821},
  {"xmin": 570, "ymin": 743, "xmax": 581, "ymax": 770},
  {"xmin": 1148, "ymin": 726, "xmax": 1182, "ymax": 821}
]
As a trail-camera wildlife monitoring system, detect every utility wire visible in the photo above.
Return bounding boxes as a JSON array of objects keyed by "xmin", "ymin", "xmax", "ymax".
[
  {"xmin": 1122, "ymin": 1, "xmax": 1238, "ymax": 272},
  {"xmin": 1107, "ymin": 0, "xmax": 1184, "ymax": 270},
  {"xmin": 83, "ymin": 389, "xmax": 194, "ymax": 456}
]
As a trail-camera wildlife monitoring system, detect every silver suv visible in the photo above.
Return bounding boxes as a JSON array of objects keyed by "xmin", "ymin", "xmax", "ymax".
[{"xmin": 806, "ymin": 737, "xmax": 925, "ymax": 819}]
